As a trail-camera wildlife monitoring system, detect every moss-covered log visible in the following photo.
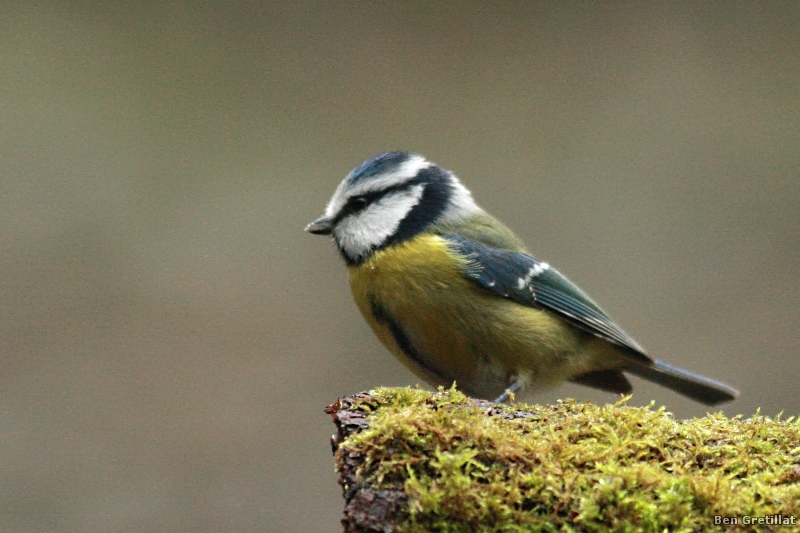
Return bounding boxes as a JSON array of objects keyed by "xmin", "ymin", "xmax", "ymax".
[{"xmin": 326, "ymin": 387, "xmax": 800, "ymax": 533}]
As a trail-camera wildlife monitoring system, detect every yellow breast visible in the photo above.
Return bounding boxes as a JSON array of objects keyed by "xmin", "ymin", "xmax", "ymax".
[{"xmin": 347, "ymin": 234, "xmax": 600, "ymax": 399}]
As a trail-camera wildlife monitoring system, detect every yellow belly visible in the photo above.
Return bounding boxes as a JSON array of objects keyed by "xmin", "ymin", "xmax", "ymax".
[{"xmin": 348, "ymin": 234, "xmax": 611, "ymax": 399}]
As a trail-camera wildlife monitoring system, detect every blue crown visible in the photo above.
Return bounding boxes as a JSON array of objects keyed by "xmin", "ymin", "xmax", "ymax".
[{"xmin": 347, "ymin": 151, "xmax": 413, "ymax": 184}]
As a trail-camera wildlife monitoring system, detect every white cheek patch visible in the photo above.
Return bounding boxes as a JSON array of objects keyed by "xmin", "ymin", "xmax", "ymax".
[{"xmin": 334, "ymin": 184, "xmax": 425, "ymax": 260}]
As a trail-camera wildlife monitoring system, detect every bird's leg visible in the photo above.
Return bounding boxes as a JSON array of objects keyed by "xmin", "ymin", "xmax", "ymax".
[{"xmin": 493, "ymin": 376, "xmax": 523, "ymax": 403}]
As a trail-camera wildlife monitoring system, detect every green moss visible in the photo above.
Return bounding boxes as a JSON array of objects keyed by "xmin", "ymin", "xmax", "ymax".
[{"xmin": 334, "ymin": 387, "xmax": 800, "ymax": 532}]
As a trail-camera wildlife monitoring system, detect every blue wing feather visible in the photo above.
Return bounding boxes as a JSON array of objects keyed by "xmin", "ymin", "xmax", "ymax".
[{"xmin": 443, "ymin": 234, "xmax": 648, "ymax": 358}]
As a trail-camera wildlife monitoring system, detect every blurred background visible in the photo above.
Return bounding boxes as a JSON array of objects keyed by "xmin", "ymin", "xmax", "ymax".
[{"xmin": 1, "ymin": 2, "xmax": 798, "ymax": 532}]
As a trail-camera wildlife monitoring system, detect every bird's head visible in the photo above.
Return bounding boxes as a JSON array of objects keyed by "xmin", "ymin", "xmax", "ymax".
[{"xmin": 306, "ymin": 151, "xmax": 480, "ymax": 264}]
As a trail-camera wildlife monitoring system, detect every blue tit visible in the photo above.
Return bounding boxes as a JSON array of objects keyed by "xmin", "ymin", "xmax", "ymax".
[{"xmin": 306, "ymin": 151, "xmax": 738, "ymax": 405}]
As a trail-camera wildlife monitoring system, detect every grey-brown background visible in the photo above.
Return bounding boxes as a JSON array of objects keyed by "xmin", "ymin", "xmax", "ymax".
[{"xmin": 1, "ymin": 2, "xmax": 798, "ymax": 532}]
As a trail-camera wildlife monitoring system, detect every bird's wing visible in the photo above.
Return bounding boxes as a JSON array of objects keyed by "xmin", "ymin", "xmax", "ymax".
[{"xmin": 442, "ymin": 233, "xmax": 649, "ymax": 359}]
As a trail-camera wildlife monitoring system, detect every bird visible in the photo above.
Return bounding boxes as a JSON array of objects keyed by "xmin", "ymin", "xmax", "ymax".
[{"xmin": 306, "ymin": 151, "xmax": 738, "ymax": 405}]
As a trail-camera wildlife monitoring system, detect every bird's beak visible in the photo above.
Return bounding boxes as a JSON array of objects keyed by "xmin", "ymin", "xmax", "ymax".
[{"xmin": 305, "ymin": 216, "xmax": 335, "ymax": 235}]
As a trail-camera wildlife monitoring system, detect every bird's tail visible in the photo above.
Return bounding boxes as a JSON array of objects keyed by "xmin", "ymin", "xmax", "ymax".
[{"xmin": 624, "ymin": 359, "xmax": 739, "ymax": 406}]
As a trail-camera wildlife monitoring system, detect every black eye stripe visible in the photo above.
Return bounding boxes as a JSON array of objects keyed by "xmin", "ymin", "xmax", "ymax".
[
  {"xmin": 341, "ymin": 194, "xmax": 375, "ymax": 216},
  {"xmin": 349, "ymin": 196, "xmax": 368, "ymax": 209},
  {"xmin": 337, "ymin": 181, "xmax": 422, "ymax": 220}
]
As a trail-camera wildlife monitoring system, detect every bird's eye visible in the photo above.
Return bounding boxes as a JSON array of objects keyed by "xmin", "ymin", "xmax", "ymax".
[{"xmin": 347, "ymin": 196, "xmax": 369, "ymax": 212}]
